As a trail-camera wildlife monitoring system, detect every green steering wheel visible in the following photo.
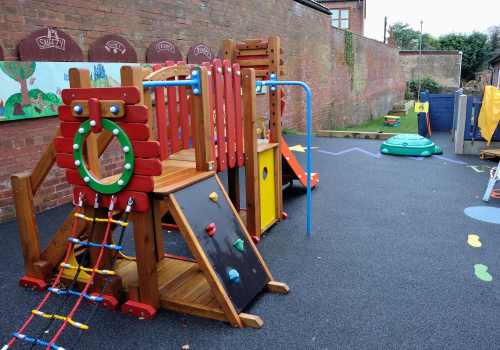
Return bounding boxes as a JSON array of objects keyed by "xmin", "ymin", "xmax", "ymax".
[{"xmin": 73, "ymin": 119, "xmax": 134, "ymax": 194}]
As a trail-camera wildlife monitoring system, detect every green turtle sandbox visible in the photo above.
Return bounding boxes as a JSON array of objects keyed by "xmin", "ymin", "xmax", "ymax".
[{"xmin": 380, "ymin": 134, "xmax": 442, "ymax": 157}]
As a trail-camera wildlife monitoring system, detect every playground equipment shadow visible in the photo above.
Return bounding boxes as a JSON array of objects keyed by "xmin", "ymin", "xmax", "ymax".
[{"xmin": 2, "ymin": 133, "xmax": 500, "ymax": 349}]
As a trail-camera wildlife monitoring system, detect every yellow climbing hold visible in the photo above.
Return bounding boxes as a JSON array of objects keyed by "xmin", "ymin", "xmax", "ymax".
[
  {"xmin": 467, "ymin": 234, "xmax": 482, "ymax": 248},
  {"xmin": 209, "ymin": 192, "xmax": 218, "ymax": 202}
]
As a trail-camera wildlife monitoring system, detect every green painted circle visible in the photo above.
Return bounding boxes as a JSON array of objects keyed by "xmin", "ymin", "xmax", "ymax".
[{"xmin": 73, "ymin": 119, "xmax": 134, "ymax": 194}]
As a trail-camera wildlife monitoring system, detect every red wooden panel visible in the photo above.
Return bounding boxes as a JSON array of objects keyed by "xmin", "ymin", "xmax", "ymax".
[
  {"xmin": 61, "ymin": 87, "xmax": 141, "ymax": 105},
  {"xmin": 60, "ymin": 121, "xmax": 149, "ymax": 141},
  {"xmin": 73, "ymin": 187, "xmax": 149, "ymax": 212},
  {"xmin": 54, "ymin": 137, "xmax": 74, "ymax": 154},
  {"xmin": 58, "ymin": 105, "xmax": 79, "ymax": 122},
  {"xmin": 117, "ymin": 123, "xmax": 150, "ymax": 141},
  {"xmin": 177, "ymin": 61, "xmax": 191, "ymax": 149},
  {"xmin": 212, "ymin": 59, "xmax": 227, "ymax": 172},
  {"xmin": 153, "ymin": 64, "xmax": 169, "ymax": 160},
  {"xmin": 66, "ymin": 169, "xmax": 154, "ymax": 192},
  {"xmin": 232, "ymin": 63, "xmax": 244, "ymax": 167},
  {"xmin": 178, "ymin": 86, "xmax": 190, "ymax": 149},
  {"xmin": 132, "ymin": 141, "xmax": 161, "ymax": 158},
  {"xmin": 223, "ymin": 60, "xmax": 236, "ymax": 168},
  {"xmin": 165, "ymin": 61, "xmax": 180, "ymax": 153},
  {"xmin": 135, "ymin": 158, "xmax": 162, "ymax": 176},
  {"xmin": 60, "ymin": 122, "xmax": 81, "ymax": 138},
  {"xmin": 58, "ymin": 104, "xmax": 148, "ymax": 123},
  {"xmin": 55, "ymin": 153, "xmax": 75, "ymax": 169}
]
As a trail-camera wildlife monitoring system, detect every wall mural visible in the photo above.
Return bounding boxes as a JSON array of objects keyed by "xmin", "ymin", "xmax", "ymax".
[{"xmin": 0, "ymin": 61, "xmax": 140, "ymax": 122}]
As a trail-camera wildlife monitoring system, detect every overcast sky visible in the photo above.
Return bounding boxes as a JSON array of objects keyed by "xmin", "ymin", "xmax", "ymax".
[{"xmin": 364, "ymin": 0, "xmax": 500, "ymax": 42}]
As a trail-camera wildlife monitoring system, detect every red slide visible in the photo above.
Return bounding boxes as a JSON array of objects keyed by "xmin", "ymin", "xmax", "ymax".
[{"xmin": 281, "ymin": 138, "xmax": 319, "ymax": 189}]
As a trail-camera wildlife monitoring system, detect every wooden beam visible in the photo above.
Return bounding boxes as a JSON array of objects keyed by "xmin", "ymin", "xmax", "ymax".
[
  {"xmin": 29, "ymin": 128, "xmax": 60, "ymax": 193},
  {"xmin": 153, "ymin": 199, "xmax": 165, "ymax": 261},
  {"xmin": 11, "ymin": 173, "xmax": 42, "ymax": 278},
  {"xmin": 166, "ymin": 194, "xmax": 243, "ymax": 328},
  {"xmin": 223, "ymin": 39, "xmax": 236, "ymax": 62},
  {"xmin": 242, "ymin": 68, "xmax": 261, "ymax": 237},
  {"xmin": 267, "ymin": 281, "xmax": 290, "ymax": 294}
]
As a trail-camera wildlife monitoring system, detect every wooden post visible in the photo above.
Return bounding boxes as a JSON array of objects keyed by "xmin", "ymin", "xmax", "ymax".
[
  {"xmin": 131, "ymin": 208, "xmax": 160, "ymax": 308},
  {"xmin": 268, "ymin": 36, "xmax": 283, "ymax": 218},
  {"xmin": 242, "ymin": 69, "xmax": 261, "ymax": 236},
  {"xmin": 11, "ymin": 174, "xmax": 42, "ymax": 278},
  {"xmin": 223, "ymin": 39, "xmax": 236, "ymax": 62},
  {"xmin": 191, "ymin": 67, "xmax": 214, "ymax": 171}
]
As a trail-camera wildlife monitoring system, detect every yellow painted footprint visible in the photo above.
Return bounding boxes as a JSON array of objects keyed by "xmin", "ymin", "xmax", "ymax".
[
  {"xmin": 467, "ymin": 234, "xmax": 482, "ymax": 248},
  {"xmin": 474, "ymin": 264, "xmax": 493, "ymax": 282}
]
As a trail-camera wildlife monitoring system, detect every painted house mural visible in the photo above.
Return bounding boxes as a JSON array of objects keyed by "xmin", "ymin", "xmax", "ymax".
[{"xmin": 0, "ymin": 61, "xmax": 139, "ymax": 122}]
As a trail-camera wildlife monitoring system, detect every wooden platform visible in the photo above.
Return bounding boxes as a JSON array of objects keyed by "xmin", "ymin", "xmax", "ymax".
[
  {"xmin": 480, "ymin": 148, "xmax": 500, "ymax": 160},
  {"xmin": 154, "ymin": 159, "xmax": 213, "ymax": 194},
  {"xmin": 115, "ymin": 256, "xmax": 262, "ymax": 326}
]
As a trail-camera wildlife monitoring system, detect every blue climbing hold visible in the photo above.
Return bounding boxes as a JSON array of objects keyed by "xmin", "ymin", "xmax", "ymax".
[{"xmin": 228, "ymin": 268, "xmax": 240, "ymax": 284}]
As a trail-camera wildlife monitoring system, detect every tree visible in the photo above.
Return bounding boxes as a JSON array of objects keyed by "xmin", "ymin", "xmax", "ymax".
[
  {"xmin": 389, "ymin": 23, "xmax": 421, "ymax": 50},
  {"xmin": 0, "ymin": 62, "xmax": 36, "ymax": 106},
  {"xmin": 437, "ymin": 32, "xmax": 490, "ymax": 80}
]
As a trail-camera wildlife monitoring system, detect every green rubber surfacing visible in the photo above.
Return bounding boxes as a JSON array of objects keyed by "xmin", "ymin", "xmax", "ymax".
[{"xmin": 380, "ymin": 134, "xmax": 442, "ymax": 157}]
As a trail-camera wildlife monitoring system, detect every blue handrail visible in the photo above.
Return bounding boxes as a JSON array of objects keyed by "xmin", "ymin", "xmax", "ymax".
[{"xmin": 256, "ymin": 76, "xmax": 313, "ymax": 236}]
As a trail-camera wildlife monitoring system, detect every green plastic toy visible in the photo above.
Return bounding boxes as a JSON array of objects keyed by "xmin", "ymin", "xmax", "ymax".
[{"xmin": 380, "ymin": 134, "xmax": 442, "ymax": 157}]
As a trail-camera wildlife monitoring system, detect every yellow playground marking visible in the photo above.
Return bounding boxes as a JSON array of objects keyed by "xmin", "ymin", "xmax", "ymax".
[
  {"xmin": 289, "ymin": 144, "xmax": 319, "ymax": 153},
  {"xmin": 467, "ymin": 234, "xmax": 482, "ymax": 248}
]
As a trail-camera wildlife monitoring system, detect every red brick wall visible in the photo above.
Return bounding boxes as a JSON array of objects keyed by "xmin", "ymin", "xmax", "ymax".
[{"xmin": 0, "ymin": 0, "xmax": 404, "ymax": 223}]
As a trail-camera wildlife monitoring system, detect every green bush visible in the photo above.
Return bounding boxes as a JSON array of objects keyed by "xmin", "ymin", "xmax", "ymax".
[{"xmin": 405, "ymin": 77, "xmax": 441, "ymax": 99}]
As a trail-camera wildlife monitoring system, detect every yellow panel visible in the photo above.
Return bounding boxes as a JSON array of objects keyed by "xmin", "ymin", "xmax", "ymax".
[{"xmin": 259, "ymin": 148, "xmax": 277, "ymax": 230}]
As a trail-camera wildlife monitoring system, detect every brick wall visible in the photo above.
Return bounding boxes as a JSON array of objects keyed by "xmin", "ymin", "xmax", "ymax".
[
  {"xmin": 399, "ymin": 51, "xmax": 462, "ymax": 89},
  {"xmin": 0, "ymin": 0, "xmax": 405, "ymax": 222}
]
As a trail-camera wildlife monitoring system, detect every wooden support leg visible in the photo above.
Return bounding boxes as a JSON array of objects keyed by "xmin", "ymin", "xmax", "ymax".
[
  {"xmin": 11, "ymin": 173, "xmax": 43, "ymax": 280},
  {"xmin": 126, "ymin": 206, "xmax": 160, "ymax": 313},
  {"xmin": 267, "ymin": 281, "xmax": 290, "ymax": 294}
]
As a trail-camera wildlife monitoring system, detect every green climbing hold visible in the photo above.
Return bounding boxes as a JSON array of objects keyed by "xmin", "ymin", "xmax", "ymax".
[
  {"xmin": 380, "ymin": 134, "xmax": 442, "ymax": 157},
  {"xmin": 233, "ymin": 238, "xmax": 244, "ymax": 252},
  {"xmin": 474, "ymin": 264, "xmax": 493, "ymax": 282}
]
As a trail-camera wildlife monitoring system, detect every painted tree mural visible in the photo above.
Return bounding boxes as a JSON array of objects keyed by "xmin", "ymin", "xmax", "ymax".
[{"xmin": 0, "ymin": 62, "xmax": 36, "ymax": 106}]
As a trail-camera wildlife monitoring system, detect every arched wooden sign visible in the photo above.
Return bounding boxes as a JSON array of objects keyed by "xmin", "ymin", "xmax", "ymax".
[
  {"xmin": 186, "ymin": 43, "xmax": 217, "ymax": 65},
  {"xmin": 89, "ymin": 35, "xmax": 137, "ymax": 63},
  {"xmin": 146, "ymin": 39, "xmax": 183, "ymax": 63},
  {"xmin": 18, "ymin": 27, "xmax": 84, "ymax": 61}
]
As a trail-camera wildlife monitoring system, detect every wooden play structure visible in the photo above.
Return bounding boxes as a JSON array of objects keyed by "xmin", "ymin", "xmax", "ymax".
[{"xmin": 5, "ymin": 36, "xmax": 317, "ymax": 349}]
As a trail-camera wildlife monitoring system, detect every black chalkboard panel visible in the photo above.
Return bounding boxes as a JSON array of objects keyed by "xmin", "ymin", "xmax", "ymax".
[{"xmin": 173, "ymin": 176, "xmax": 268, "ymax": 312}]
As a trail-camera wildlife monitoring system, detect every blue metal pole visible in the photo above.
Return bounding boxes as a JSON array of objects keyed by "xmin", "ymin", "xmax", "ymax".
[
  {"xmin": 257, "ymin": 80, "xmax": 313, "ymax": 236},
  {"xmin": 143, "ymin": 79, "xmax": 199, "ymax": 89}
]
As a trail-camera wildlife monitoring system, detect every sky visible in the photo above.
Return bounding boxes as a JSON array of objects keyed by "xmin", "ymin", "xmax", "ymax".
[{"xmin": 365, "ymin": 0, "xmax": 500, "ymax": 42}]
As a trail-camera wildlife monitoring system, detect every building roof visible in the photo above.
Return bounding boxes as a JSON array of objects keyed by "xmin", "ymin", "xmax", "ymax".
[
  {"xmin": 489, "ymin": 53, "xmax": 500, "ymax": 65},
  {"xmin": 293, "ymin": 0, "xmax": 331, "ymax": 15}
]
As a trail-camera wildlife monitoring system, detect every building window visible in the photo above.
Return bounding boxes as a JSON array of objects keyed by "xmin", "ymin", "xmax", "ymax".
[{"xmin": 331, "ymin": 9, "xmax": 349, "ymax": 30}]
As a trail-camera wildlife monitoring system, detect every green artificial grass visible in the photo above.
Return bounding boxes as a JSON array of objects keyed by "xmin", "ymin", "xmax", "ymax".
[{"xmin": 335, "ymin": 110, "xmax": 418, "ymax": 134}]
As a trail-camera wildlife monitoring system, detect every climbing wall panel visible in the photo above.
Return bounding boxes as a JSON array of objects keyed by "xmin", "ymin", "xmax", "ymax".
[{"xmin": 171, "ymin": 176, "xmax": 269, "ymax": 312}]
